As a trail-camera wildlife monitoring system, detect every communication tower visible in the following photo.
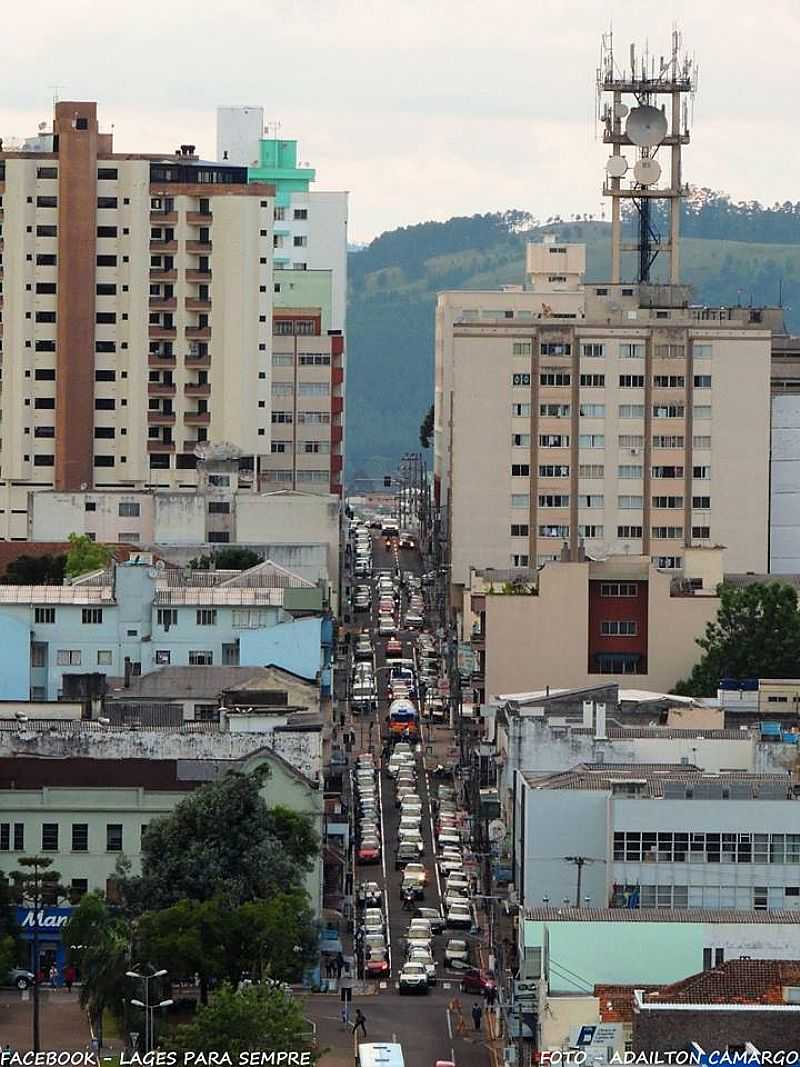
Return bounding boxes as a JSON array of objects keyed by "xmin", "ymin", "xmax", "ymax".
[{"xmin": 597, "ymin": 29, "xmax": 697, "ymax": 284}]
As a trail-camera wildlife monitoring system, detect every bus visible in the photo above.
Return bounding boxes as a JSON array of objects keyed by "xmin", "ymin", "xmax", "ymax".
[
  {"xmin": 387, "ymin": 698, "xmax": 419, "ymax": 738},
  {"xmin": 356, "ymin": 1043, "xmax": 405, "ymax": 1067}
]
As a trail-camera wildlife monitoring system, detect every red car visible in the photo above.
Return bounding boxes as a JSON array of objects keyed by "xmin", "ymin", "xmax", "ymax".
[
  {"xmin": 459, "ymin": 968, "xmax": 496, "ymax": 995},
  {"xmin": 385, "ymin": 638, "xmax": 403, "ymax": 659},
  {"xmin": 358, "ymin": 840, "xmax": 381, "ymax": 864},
  {"xmin": 365, "ymin": 955, "xmax": 390, "ymax": 978}
]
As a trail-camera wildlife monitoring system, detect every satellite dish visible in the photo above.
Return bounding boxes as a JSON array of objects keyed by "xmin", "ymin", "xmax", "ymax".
[
  {"xmin": 606, "ymin": 156, "xmax": 628, "ymax": 178},
  {"xmin": 613, "ymin": 102, "xmax": 629, "ymax": 120},
  {"xmin": 626, "ymin": 106, "xmax": 668, "ymax": 147},
  {"xmin": 634, "ymin": 158, "xmax": 661, "ymax": 186}
]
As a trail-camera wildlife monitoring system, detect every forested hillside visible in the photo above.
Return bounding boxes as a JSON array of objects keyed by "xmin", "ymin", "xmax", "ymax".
[{"xmin": 345, "ymin": 191, "xmax": 800, "ymax": 481}]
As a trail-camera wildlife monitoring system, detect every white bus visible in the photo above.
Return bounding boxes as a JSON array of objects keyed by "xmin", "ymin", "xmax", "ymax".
[{"xmin": 356, "ymin": 1043, "xmax": 405, "ymax": 1067}]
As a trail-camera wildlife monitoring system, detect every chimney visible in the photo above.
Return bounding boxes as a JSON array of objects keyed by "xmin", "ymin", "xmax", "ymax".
[
  {"xmin": 595, "ymin": 702, "xmax": 607, "ymax": 740},
  {"xmin": 582, "ymin": 700, "xmax": 593, "ymax": 728}
]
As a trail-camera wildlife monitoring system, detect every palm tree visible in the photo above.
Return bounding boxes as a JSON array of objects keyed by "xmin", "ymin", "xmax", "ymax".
[{"xmin": 63, "ymin": 893, "xmax": 131, "ymax": 1047}]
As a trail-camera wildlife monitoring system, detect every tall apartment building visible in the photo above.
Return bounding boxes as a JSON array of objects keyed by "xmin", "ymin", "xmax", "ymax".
[
  {"xmin": 434, "ymin": 239, "xmax": 777, "ymax": 591},
  {"xmin": 217, "ymin": 108, "xmax": 347, "ymax": 494},
  {"xmin": 0, "ymin": 101, "xmax": 274, "ymax": 539}
]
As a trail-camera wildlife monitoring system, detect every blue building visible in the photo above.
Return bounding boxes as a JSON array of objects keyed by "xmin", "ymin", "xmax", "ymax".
[{"xmin": 0, "ymin": 557, "xmax": 328, "ymax": 700}]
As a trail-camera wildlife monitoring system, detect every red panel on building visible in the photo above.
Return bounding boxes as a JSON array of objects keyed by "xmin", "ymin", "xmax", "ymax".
[
  {"xmin": 587, "ymin": 579, "xmax": 648, "ymax": 675},
  {"xmin": 331, "ymin": 335, "xmax": 344, "ymax": 357}
]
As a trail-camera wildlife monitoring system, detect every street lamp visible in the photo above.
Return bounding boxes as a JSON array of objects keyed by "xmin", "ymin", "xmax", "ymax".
[{"xmin": 127, "ymin": 968, "xmax": 168, "ymax": 1052}]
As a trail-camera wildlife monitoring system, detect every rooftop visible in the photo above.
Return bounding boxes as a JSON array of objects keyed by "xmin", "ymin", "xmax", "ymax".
[
  {"xmin": 640, "ymin": 959, "xmax": 800, "ymax": 1007},
  {"xmin": 107, "ymin": 665, "xmax": 317, "ymax": 703},
  {"xmin": 525, "ymin": 907, "xmax": 800, "ymax": 924},
  {"xmin": 521, "ymin": 763, "xmax": 795, "ymax": 799}
]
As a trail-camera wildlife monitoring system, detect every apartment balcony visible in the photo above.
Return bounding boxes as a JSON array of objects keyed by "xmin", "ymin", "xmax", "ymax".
[
  {"xmin": 149, "ymin": 211, "xmax": 178, "ymax": 225},
  {"xmin": 331, "ymin": 454, "xmax": 343, "ymax": 474},
  {"xmin": 186, "ymin": 211, "xmax": 213, "ymax": 225},
  {"xmin": 331, "ymin": 425, "xmax": 343, "ymax": 445},
  {"xmin": 331, "ymin": 396, "xmax": 344, "ymax": 416},
  {"xmin": 149, "ymin": 297, "xmax": 177, "ymax": 310},
  {"xmin": 147, "ymin": 439, "xmax": 176, "ymax": 453},
  {"xmin": 149, "ymin": 269, "xmax": 177, "ymax": 282},
  {"xmin": 185, "ymin": 298, "xmax": 212, "ymax": 311},
  {"xmin": 148, "ymin": 326, "xmax": 177, "ymax": 340},
  {"xmin": 147, "ymin": 382, "xmax": 177, "ymax": 397},
  {"xmin": 185, "ymin": 326, "xmax": 211, "ymax": 340},
  {"xmin": 185, "ymin": 352, "xmax": 211, "ymax": 368},
  {"xmin": 332, "ymin": 367, "xmax": 344, "ymax": 387},
  {"xmin": 183, "ymin": 440, "xmax": 202, "ymax": 451},
  {"xmin": 184, "ymin": 411, "xmax": 211, "ymax": 425},
  {"xmin": 185, "ymin": 269, "xmax": 212, "ymax": 282},
  {"xmin": 147, "ymin": 411, "xmax": 176, "ymax": 425},
  {"xmin": 149, "ymin": 240, "xmax": 178, "ymax": 253},
  {"xmin": 186, "ymin": 240, "xmax": 212, "ymax": 254},
  {"xmin": 148, "ymin": 353, "xmax": 177, "ymax": 369},
  {"xmin": 184, "ymin": 382, "xmax": 211, "ymax": 397}
]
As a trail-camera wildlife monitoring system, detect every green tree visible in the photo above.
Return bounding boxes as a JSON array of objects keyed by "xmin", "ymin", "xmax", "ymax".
[
  {"xmin": 212, "ymin": 547, "xmax": 261, "ymax": 570},
  {"xmin": 137, "ymin": 898, "xmax": 229, "ymax": 1005},
  {"xmin": 419, "ymin": 404, "xmax": 434, "ymax": 449},
  {"xmin": 121, "ymin": 770, "xmax": 317, "ymax": 912},
  {"xmin": 63, "ymin": 892, "xmax": 131, "ymax": 1044},
  {"xmin": 3, "ymin": 554, "xmax": 66, "ymax": 585},
  {"xmin": 11, "ymin": 857, "xmax": 67, "ymax": 1052},
  {"xmin": 674, "ymin": 582, "xmax": 800, "ymax": 696},
  {"xmin": 65, "ymin": 534, "xmax": 111, "ymax": 579},
  {"xmin": 230, "ymin": 892, "xmax": 318, "ymax": 984},
  {"xmin": 165, "ymin": 982, "xmax": 317, "ymax": 1060}
]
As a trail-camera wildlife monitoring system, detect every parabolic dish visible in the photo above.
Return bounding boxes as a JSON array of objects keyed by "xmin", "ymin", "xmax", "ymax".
[
  {"xmin": 606, "ymin": 156, "xmax": 628, "ymax": 178},
  {"xmin": 633, "ymin": 157, "xmax": 662, "ymax": 186},
  {"xmin": 626, "ymin": 105, "xmax": 668, "ymax": 147},
  {"xmin": 613, "ymin": 102, "xmax": 630, "ymax": 119}
]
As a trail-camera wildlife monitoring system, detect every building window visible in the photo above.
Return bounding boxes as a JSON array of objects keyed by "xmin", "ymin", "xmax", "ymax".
[
  {"xmin": 580, "ymin": 524, "xmax": 604, "ymax": 538},
  {"xmin": 693, "ymin": 406, "xmax": 712, "ymax": 420},
  {"xmin": 692, "ymin": 526, "xmax": 711, "ymax": 539},
  {"xmin": 653, "ymin": 375, "xmax": 685, "ymax": 388},
  {"xmin": 600, "ymin": 583, "xmax": 637, "ymax": 597},
  {"xmin": 511, "ymin": 495, "xmax": 529, "ymax": 510},
  {"xmin": 580, "ymin": 404, "xmax": 605, "ymax": 418},
  {"xmin": 692, "ymin": 496, "xmax": 711, "ymax": 509},
  {"xmin": 106, "ymin": 824, "xmax": 123, "ymax": 852},
  {"xmin": 540, "ymin": 342, "xmax": 571, "ymax": 356},
  {"xmin": 580, "ymin": 494, "xmax": 604, "ymax": 508},
  {"xmin": 0, "ymin": 825, "xmax": 8, "ymax": 851},
  {"xmin": 600, "ymin": 619, "xmax": 637, "ymax": 636},
  {"xmin": 513, "ymin": 373, "xmax": 531, "ymax": 387},
  {"xmin": 617, "ymin": 526, "xmax": 643, "ymax": 538},
  {"xmin": 511, "ymin": 554, "xmax": 529, "ymax": 567},
  {"xmin": 510, "ymin": 524, "xmax": 529, "ymax": 537},
  {"xmin": 72, "ymin": 824, "xmax": 88, "ymax": 852},
  {"xmin": 538, "ymin": 524, "xmax": 570, "ymax": 538},
  {"xmin": 618, "ymin": 465, "xmax": 643, "ymax": 479},
  {"xmin": 580, "ymin": 374, "xmax": 605, "ymax": 387},
  {"xmin": 34, "ymin": 608, "xmax": 55, "ymax": 624},
  {"xmin": 693, "ymin": 344, "xmax": 712, "ymax": 359},
  {"xmin": 511, "ymin": 464, "xmax": 530, "ymax": 477},
  {"xmin": 539, "ymin": 465, "xmax": 570, "ymax": 477},
  {"xmin": 157, "ymin": 609, "xmax": 177, "ymax": 628},
  {"xmin": 619, "ymin": 343, "xmax": 644, "ymax": 359},
  {"xmin": 208, "ymin": 501, "xmax": 230, "ymax": 514},
  {"xmin": 82, "ymin": 608, "xmax": 103, "ymax": 625},
  {"xmin": 538, "ymin": 494, "xmax": 570, "ymax": 508},
  {"xmin": 189, "ymin": 650, "xmax": 213, "ymax": 665},
  {"xmin": 579, "ymin": 464, "xmax": 604, "ymax": 479},
  {"xmin": 579, "ymin": 434, "xmax": 605, "ymax": 449},
  {"xmin": 618, "ymin": 496, "xmax": 643, "ymax": 510},
  {"xmin": 196, "ymin": 609, "xmax": 217, "ymax": 626},
  {"xmin": 56, "ymin": 650, "xmax": 81, "ymax": 666},
  {"xmin": 619, "ymin": 375, "xmax": 645, "ymax": 388},
  {"xmin": 654, "ymin": 344, "xmax": 685, "ymax": 359},
  {"xmin": 653, "ymin": 496, "xmax": 684, "ymax": 509},
  {"xmin": 41, "ymin": 823, "xmax": 59, "ymax": 851},
  {"xmin": 513, "ymin": 342, "xmax": 532, "ymax": 356},
  {"xmin": 97, "ymin": 650, "xmax": 112, "ymax": 665},
  {"xmin": 118, "ymin": 502, "xmax": 140, "ymax": 517},
  {"xmin": 539, "ymin": 371, "xmax": 570, "ymax": 386},
  {"xmin": 582, "ymin": 343, "xmax": 605, "ymax": 357},
  {"xmin": 155, "ymin": 650, "xmax": 171, "ymax": 665},
  {"xmin": 693, "ymin": 435, "xmax": 712, "ymax": 449},
  {"xmin": 652, "ymin": 466, "xmax": 684, "ymax": 479},
  {"xmin": 652, "ymin": 556, "xmax": 683, "ymax": 569},
  {"xmin": 652, "ymin": 526, "xmax": 684, "ymax": 539},
  {"xmin": 512, "ymin": 403, "xmax": 531, "ymax": 417},
  {"xmin": 194, "ymin": 703, "xmax": 221, "ymax": 723},
  {"xmin": 538, "ymin": 434, "xmax": 569, "ymax": 448},
  {"xmin": 540, "ymin": 403, "xmax": 570, "ymax": 418}
]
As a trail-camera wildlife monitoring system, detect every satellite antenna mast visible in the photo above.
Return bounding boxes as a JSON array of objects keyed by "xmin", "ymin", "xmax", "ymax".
[{"xmin": 596, "ymin": 28, "xmax": 696, "ymax": 285}]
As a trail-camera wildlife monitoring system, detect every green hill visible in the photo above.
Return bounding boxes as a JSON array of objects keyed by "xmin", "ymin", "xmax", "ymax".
[{"xmin": 345, "ymin": 200, "xmax": 800, "ymax": 480}]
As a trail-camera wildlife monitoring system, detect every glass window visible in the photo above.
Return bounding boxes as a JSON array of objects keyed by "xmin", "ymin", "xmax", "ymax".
[
  {"xmin": 72, "ymin": 824, "xmax": 88, "ymax": 851},
  {"xmin": 106, "ymin": 824, "xmax": 123, "ymax": 852}
]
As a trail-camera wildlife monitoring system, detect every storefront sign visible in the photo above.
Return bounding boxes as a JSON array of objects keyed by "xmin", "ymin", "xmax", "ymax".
[{"xmin": 15, "ymin": 906, "xmax": 73, "ymax": 934}]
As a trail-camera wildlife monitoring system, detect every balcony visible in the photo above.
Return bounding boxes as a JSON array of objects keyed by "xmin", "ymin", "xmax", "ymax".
[
  {"xmin": 331, "ymin": 396, "xmax": 344, "ymax": 415},
  {"xmin": 148, "ymin": 297, "xmax": 177, "ymax": 310},
  {"xmin": 332, "ymin": 367, "xmax": 344, "ymax": 387},
  {"xmin": 185, "ymin": 326, "xmax": 211, "ymax": 340},
  {"xmin": 331, "ymin": 425, "xmax": 343, "ymax": 445},
  {"xmin": 147, "ymin": 439, "xmax": 176, "ymax": 453},
  {"xmin": 186, "ymin": 269, "xmax": 212, "ymax": 282},
  {"xmin": 184, "ymin": 411, "xmax": 211, "ymax": 425},
  {"xmin": 186, "ymin": 240, "xmax": 212, "ymax": 254},
  {"xmin": 185, "ymin": 352, "xmax": 210, "ymax": 368},
  {"xmin": 149, "ymin": 240, "xmax": 178, "ymax": 253},
  {"xmin": 149, "ymin": 269, "xmax": 177, "ymax": 281},
  {"xmin": 185, "ymin": 298, "xmax": 212, "ymax": 311},
  {"xmin": 148, "ymin": 326, "xmax": 177, "ymax": 340},
  {"xmin": 186, "ymin": 211, "xmax": 213, "ymax": 225},
  {"xmin": 147, "ymin": 382, "xmax": 177, "ymax": 397},
  {"xmin": 148, "ymin": 353, "xmax": 177, "ymax": 368},
  {"xmin": 184, "ymin": 382, "xmax": 211, "ymax": 397},
  {"xmin": 147, "ymin": 411, "xmax": 176, "ymax": 425},
  {"xmin": 149, "ymin": 211, "xmax": 178, "ymax": 225},
  {"xmin": 183, "ymin": 439, "xmax": 202, "ymax": 451},
  {"xmin": 331, "ymin": 454, "xmax": 343, "ymax": 474}
]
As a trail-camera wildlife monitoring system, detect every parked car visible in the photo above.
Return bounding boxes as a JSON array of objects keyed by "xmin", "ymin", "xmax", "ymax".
[
  {"xmin": 6, "ymin": 968, "xmax": 35, "ymax": 990},
  {"xmin": 446, "ymin": 902, "xmax": 473, "ymax": 929},
  {"xmin": 444, "ymin": 939, "xmax": 469, "ymax": 969},
  {"xmin": 407, "ymin": 946, "xmax": 436, "ymax": 983},
  {"xmin": 460, "ymin": 967, "xmax": 496, "ymax": 996},
  {"xmin": 414, "ymin": 907, "xmax": 444, "ymax": 934}
]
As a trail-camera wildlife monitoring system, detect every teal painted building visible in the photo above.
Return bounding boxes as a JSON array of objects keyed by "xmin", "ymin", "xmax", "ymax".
[{"xmin": 249, "ymin": 139, "xmax": 315, "ymax": 207}]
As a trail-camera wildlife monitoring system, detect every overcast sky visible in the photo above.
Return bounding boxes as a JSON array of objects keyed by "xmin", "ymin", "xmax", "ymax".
[{"xmin": 3, "ymin": 0, "xmax": 799, "ymax": 242}]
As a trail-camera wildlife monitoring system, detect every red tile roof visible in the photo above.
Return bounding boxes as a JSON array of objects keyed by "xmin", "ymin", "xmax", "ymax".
[
  {"xmin": 642, "ymin": 959, "xmax": 800, "ymax": 1006},
  {"xmin": 596, "ymin": 984, "xmax": 659, "ymax": 1022}
]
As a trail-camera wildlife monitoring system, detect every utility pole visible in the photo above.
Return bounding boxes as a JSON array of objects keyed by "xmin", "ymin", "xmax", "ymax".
[{"xmin": 563, "ymin": 856, "xmax": 596, "ymax": 908}]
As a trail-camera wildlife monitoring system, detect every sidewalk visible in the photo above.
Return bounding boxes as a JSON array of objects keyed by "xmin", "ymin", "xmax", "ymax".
[{"xmin": 0, "ymin": 989, "xmax": 92, "ymax": 1052}]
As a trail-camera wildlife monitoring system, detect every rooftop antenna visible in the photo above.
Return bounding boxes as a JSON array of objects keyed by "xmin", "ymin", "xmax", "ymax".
[
  {"xmin": 597, "ymin": 27, "xmax": 696, "ymax": 285},
  {"xmin": 49, "ymin": 84, "xmax": 61, "ymax": 106},
  {"xmin": 265, "ymin": 120, "xmax": 282, "ymax": 139}
]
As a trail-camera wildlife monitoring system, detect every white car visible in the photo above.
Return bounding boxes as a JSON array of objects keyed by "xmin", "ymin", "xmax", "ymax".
[
  {"xmin": 399, "ymin": 961, "xmax": 429, "ymax": 995},
  {"xmin": 446, "ymin": 902, "xmax": 473, "ymax": 929},
  {"xmin": 444, "ymin": 939, "xmax": 470, "ymax": 969},
  {"xmin": 407, "ymin": 919, "xmax": 433, "ymax": 940},
  {"xmin": 378, "ymin": 615, "xmax": 396, "ymax": 636},
  {"xmin": 407, "ymin": 946, "xmax": 436, "ymax": 983}
]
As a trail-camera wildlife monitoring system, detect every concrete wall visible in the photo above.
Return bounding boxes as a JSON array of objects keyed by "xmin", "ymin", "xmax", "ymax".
[
  {"xmin": 239, "ymin": 616, "xmax": 322, "ymax": 681},
  {"xmin": 0, "ymin": 615, "xmax": 32, "ymax": 700},
  {"xmin": 770, "ymin": 394, "xmax": 800, "ymax": 572}
]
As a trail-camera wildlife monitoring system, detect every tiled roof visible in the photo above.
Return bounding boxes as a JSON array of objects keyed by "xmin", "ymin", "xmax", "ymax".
[
  {"xmin": 641, "ymin": 959, "xmax": 800, "ymax": 1006},
  {"xmin": 568, "ymin": 726, "xmax": 748, "ymax": 740},
  {"xmin": 525, "ymin": 907, "xmax": 800, "ymax": 924},
  {"xmin": 521, "ymin": 764, "xmax": 794, "ymax": 798},
  {"xmin": 596, "ymin": 984, "xmax": 659, "ymax": 1022}
]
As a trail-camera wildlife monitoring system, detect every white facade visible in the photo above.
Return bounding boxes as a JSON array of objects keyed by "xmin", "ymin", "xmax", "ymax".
[
  {"xmin": 216, "ymin": 106, "xmax": 264, "ymax": 166},
  {"xmin": 770, "ymin": 393, "xmax": 800, "ymax": 572},
  {"xmin": 283, "ymin": 190, "xmax": 349, "ymax": 331}
]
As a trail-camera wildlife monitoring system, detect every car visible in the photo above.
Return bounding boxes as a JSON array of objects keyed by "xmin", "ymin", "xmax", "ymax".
[
  {"xmin": 398, "ymin": 961, "xmax": 429, "ymax": 994},
  {"xmin": 7, "ymin": 968, "xmax": 35, "ymax": 990},
  {"xmin": 439, "ymin": 858, "xmax": 465, "ymax": 877},
  {"xmin": 404, "ymin": 612, "xmax": 424, "ymax": 629},
  {"xmin": 446, "ymin": 902, "xmax": 473, "ymax": 929},
  {"xmin": 414, "ymin": 907, "xmax": 444, "ymax": 933},
  {"xmin": 407, "ymin": 946, "xmax": 436, "ymax": 983},
  {"xmin": 401, "ymin": 877, "xmax": 425, "ymax": 901},
  {"xmin": 445, "ymin": 876, "xmax": 470, "ymax": 895},
  {"xmin": 444, "ymin": 939, "xmax": 470, "ymax": 970},
  {"xmin": 443, "ymin": 889, "xmax": 470, "ymax": 909},
  {"xmin": 378, "ymin": 616, "xmax": 396, "ymax": 636},
  {"xmin": 364, "ymin": 907, "xmax": 384, "ymax": 927},
  {"xmin": 358, "ymin": 839, "xmax": 381, "ymax": 864},
  {"xmin": 385, "ymin": 638, "xmax": 403, "ymax": 659},
  {"xmin": 395, "ymin": 844, "xmax": 419, "ymax": 870},
  {"xmin": 398, "ymin": 834, "xmax": 424, "ymax": 856},
  {"xmin": 407, "ymin": 917, "xmax": 433, "ymax": 938},
  {"xmin": 460, "ymin": 967, "xmax": 496, "ymax": 996},
  {"xmin": 403, "ymin": 862, "xmax": 428, "ymax": 884}
]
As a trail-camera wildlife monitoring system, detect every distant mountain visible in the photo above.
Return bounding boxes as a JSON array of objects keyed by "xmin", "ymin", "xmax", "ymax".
[{"xmin": 345, "ymin": 192, "xmax": 800, "ymax": 481}]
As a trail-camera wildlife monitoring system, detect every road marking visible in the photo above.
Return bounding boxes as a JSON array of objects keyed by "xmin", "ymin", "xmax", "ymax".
[{"xmin": 446, "ymin": 1005, "xmax": 453, "ymax": 1040}]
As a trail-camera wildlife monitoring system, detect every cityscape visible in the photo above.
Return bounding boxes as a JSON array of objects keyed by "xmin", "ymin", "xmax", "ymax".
[{"xmin": 0, "ymin": 8, "xmax": 797, "ymax": 1067}]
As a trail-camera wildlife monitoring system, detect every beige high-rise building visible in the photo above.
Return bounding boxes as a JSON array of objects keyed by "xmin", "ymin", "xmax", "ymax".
[
  {"xmin": 434, "ymin": 238, "xmax": 779, "ymax": 592},
  {"xmin": 0, "ymin": 100, "xmax": 274, "ymax": 539}
]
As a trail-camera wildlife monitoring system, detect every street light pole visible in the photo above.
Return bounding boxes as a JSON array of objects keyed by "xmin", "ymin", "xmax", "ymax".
[{"xmin": 127, "ymin": 968, "xmax": 167, "ymax": 1052}]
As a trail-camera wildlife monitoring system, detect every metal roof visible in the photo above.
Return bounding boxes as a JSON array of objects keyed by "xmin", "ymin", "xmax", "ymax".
[{"xmin": 525, "ymin": 907, "xmax": 800, "ymax": 924}]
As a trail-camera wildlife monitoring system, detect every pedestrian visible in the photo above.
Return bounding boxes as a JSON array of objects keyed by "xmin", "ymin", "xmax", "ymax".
[
  {"xmin": 352, "ymin": 1009, "xmax": 367, "ymax": 1038},
  {"xmin": 336, "ymin": 952, "xmax": 345, "ymax": 979},
  {"xmin": 48, "ymin": 964, "xmax": 58, "ymax": 988},
  {"xmin": 63, "ymin": 963, "xmax": 76, "ymax": 993},
  {"xmin": 471, "ymin": 1002, "xmax": 483, "ymax": 1031},
  {"xmin": 485, "ymin": 985, "xmax": 497, "ymax": 1009}
]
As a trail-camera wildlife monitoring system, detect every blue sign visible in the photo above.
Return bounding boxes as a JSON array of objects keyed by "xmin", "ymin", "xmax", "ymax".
[{"xmin": 15, "ymin": 906, "xmax": 73, "ymax": 938}]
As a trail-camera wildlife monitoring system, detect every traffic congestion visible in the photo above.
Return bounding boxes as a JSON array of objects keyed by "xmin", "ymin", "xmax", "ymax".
[{"xmin": 345, "ymin": 517, "xmax": 495, "ymax": 1067}]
